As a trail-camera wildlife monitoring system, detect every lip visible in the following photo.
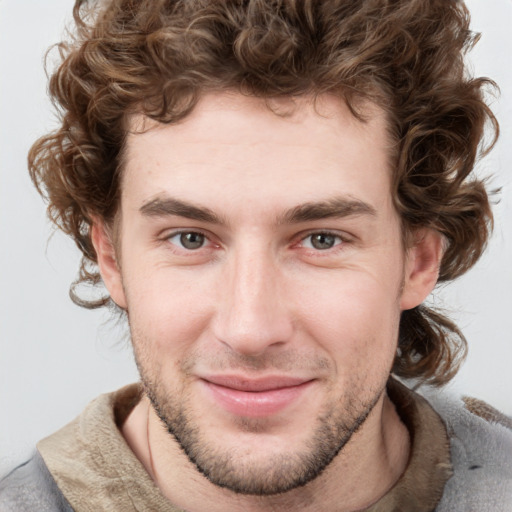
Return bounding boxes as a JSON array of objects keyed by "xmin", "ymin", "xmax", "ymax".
[{"xmin": 200, "ymin": 375, "xmax": 314, "ymax": 418}]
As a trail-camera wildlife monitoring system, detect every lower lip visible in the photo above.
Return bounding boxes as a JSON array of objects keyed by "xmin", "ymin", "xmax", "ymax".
[{"xmin": 202, "ymin": 380, "xmax": 313, "ymax": 418}]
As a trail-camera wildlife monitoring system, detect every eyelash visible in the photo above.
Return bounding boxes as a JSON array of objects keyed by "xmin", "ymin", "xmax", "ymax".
[
  {"xmin": 165, "ymin": 231, "xmax": 215, "ymax": 251},
  {"xmin": 296, "ymin": 231, "xmax": 346, "ymax": 253},
  {"xmin": 163, "ymin": 229, "xmax": 348, "ymax": 254}
]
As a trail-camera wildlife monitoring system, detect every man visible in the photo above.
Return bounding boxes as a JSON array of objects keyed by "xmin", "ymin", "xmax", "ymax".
[{"xmin": 1, "ymin": 0, "xmax": 511, "ymax": 511}]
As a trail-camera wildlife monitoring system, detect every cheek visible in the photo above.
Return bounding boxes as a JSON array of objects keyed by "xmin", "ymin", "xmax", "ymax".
[
  {"xmin": 295, "ymin": 271, "xmax": 402, "ymax": 365},
  {"xmin": 123, "ymin": 265, "xmax": 216, "ymax": 357}
]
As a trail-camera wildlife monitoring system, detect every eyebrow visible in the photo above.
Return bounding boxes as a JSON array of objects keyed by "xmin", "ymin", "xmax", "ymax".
[
  {"xmin": 140, "ymin": 197, "xmax": 223, "ymax": 223},
  {"xmin": 278, "ymin": 197, "xmax": 377, "ymax": 224},
  {"xmin": 139, "ymin": 195, "xmax": 376, "ymax": 225}
]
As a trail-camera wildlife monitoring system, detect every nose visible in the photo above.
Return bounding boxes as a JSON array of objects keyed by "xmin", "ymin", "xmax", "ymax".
[{"xmin": 211, "ymin": 244, "xmax": 294, "ymax": 357}]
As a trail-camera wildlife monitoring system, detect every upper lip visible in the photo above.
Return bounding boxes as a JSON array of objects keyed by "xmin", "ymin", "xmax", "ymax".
[{"xmin": 201, "ymin": 375, "xmax": 313, "ymax": 392}]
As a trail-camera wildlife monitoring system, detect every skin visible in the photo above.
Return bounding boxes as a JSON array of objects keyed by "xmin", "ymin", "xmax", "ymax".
[{"xmin": 93, "ymin": 92, "xmax": 442, "ymax": 512}]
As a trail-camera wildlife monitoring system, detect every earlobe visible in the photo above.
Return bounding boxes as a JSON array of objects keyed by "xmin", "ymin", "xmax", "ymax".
[
  {"xmin": 91, "ymin": 221, "xmax": 127, "ymax": 309},
  {"xmin": 400, "ymin": 229, "xmax": 444, "ymax": 311}
]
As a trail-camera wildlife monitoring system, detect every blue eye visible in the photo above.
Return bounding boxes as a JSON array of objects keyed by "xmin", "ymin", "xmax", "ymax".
[
  {"xmin": 303, "ymin": 233, "xmax": 342, "ymax": 250},
  {"xmin": 169, "ymin": 232, "xmax": 206, "ymax": 250}
]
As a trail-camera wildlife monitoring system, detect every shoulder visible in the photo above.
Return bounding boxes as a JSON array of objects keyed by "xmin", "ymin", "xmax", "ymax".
[
  {"xmin": 417, "ymin": 386, "xmax": 512, "ymax": 512},
  {"xmin": 0, "ymin": 452, "xmax": 73, "ymax": 512}
]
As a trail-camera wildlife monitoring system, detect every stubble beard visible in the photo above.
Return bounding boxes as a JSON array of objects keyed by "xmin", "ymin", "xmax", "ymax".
[{"xmin": 137, "ymin": 357, "xmax": 385, "ymax": 496}]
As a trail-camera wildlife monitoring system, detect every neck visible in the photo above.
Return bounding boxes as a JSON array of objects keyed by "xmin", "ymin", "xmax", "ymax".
[{"xmin": 122, "ymin": 391, "xmax": 410, "ymax": 512}]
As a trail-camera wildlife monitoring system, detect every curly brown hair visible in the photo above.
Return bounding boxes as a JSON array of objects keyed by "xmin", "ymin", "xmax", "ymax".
[{"xmin": 29, "ymin": 0, "xmax": 498, "ymax": 386}]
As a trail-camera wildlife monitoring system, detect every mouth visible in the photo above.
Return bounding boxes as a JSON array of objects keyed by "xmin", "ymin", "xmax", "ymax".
[{"xmin": 200, "ymin": 375, "xmax": 315, "ymax": 418}]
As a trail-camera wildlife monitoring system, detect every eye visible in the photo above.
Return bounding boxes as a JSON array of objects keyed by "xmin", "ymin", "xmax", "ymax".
[
  {"xmin": 168, "ymin": 231, "xmax": 206, "ymax": 250},
  {"xmin": 302, "ymin": 232, "xmax": 343, "ymax": 250}
]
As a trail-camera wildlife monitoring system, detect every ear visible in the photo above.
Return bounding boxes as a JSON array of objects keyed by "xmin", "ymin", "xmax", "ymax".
[
  {"xmin": 91, "ymin": 221, "xmax": 127, "ymax": 309},
  {"xmin": 400, "ymin": 229, "xmax": 444, "ymax": 311}
]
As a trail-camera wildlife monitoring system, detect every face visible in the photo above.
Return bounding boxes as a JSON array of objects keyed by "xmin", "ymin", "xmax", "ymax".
[{"xmin": 95, "ymin": 93, "xmax": 438, "ymax": 495}]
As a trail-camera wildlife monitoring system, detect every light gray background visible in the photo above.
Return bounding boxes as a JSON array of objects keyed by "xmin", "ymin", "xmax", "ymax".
[{"xmin": 1, "ymin": 0, "xmax": 511, "ymax": 476}]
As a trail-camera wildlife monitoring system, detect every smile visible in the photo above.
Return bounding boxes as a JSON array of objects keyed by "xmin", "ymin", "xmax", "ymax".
[{"xmin": 200, "ymin": 376, "xmax": 315, "ymax": 418}]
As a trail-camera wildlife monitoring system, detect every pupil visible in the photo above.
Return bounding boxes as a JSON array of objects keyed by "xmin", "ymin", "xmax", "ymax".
[
  {"xmin": 312, "ymin": 233, "xmax": 335, "ymax": 250},
  {"xmin": 180, "ymin": 232, "xmax": 204, "ymax": 250}
]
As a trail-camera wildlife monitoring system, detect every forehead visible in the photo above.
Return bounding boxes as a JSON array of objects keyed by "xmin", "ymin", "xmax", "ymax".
[{"xmin": 121, "ymin": 92, "xmax": 393, "ymax": 218}]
